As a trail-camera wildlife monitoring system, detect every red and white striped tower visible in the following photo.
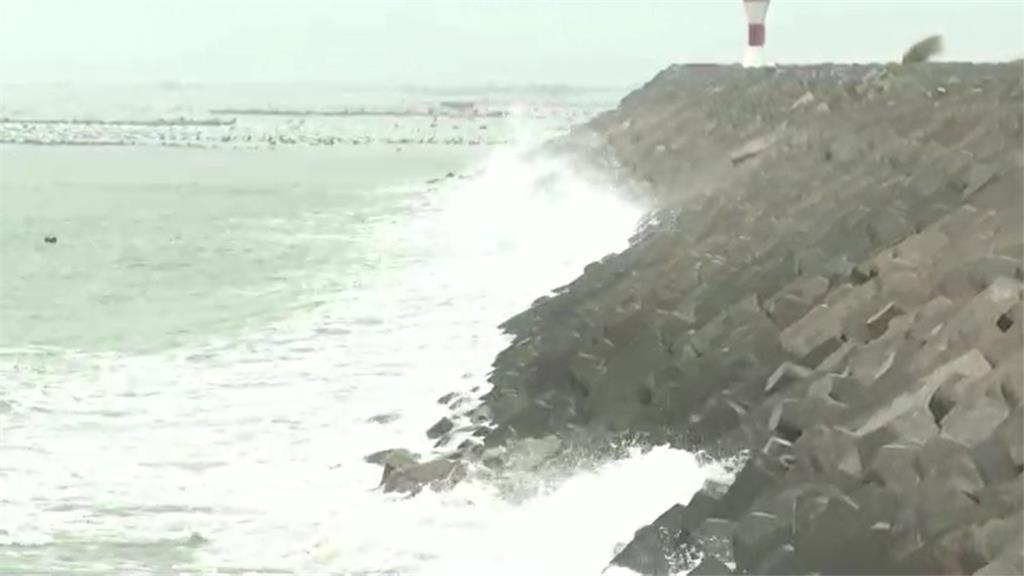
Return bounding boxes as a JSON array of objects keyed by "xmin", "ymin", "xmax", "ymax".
[{"xmin": 743, "ymin": 0, "xmax": 771, "ymax": 68}]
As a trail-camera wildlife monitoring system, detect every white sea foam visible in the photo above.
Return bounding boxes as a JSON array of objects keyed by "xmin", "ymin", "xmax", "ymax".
[{"xmin": 0, "ymin": 140, "xmax": 721, "ymax": 575}]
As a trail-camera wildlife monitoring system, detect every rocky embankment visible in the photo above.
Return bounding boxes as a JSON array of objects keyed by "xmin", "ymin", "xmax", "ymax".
[{"xmin": 377, "ymin": 61, "xmax": 1024, "ymax": 574}]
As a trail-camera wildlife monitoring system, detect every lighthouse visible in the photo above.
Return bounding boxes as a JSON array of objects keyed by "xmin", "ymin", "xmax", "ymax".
[{"xmin": 743, "ymin": 0, "xmax": 771, "ymax": 68}]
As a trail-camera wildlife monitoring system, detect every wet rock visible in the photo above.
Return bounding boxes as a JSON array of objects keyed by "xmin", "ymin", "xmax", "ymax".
[
  {"xmin": 611, "ymin": 489, "xmax": 719, "ymax": 576},
  {"xmin": 367, "ymin": 413, "xmax": 400, "ymax": 425},
  {"xmin": 456, "ymin": 438, "xmax": 484, "ymax": 459},
  {"xmin": 756, "ymin": 543, "xmax": 798, "ymax": 574},
  {"xmin": 364, "ymin": 448, "xmax": 419, "ymax": 468},
  {"xmin": 687, "ymin": 555, "xmax": 733, "ymax": 575},
  {"xmin": 426, "ymin": 416, "xmax": 455, "ymax": 439},
  {"xmin": 690, "ymin": 395, "xmax": 747, "ymax": 444},
  {"xmin": 768, "ymin": 396, "xmax": 848, "ymax": 443},
  {"xmin": 760, "ymin": 436, "xmax": 795, "ymax": 471},
  {"xmin": 732, "ymin": 511, "xmax": 789, "ymax": 572},
  {"xmin": 763, "ymin": 361, "xmax": 813, "ymax": 395},
  {"xmin": 716, "ymin": 455, "xmax": 783, "ymax": 520},
  {"xmin": 690, "ymin": 516, "xmax": 734, "ymax": 562},
  {"xmin": 503, "ymin": 435, "xmax": 562, "ymax": 471},
  {"xmin": 567, "ymin": 351, "xmax": 605, "ymax": 386},
  {"xmin": 381, "ymin": 457, "xmax": 466, "ymax": 494}
]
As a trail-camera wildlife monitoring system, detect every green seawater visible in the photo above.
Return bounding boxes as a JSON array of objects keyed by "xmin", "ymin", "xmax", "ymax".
[{"xmin": 0, "ymin": 144, "xmax": 482, "ymax": 355}]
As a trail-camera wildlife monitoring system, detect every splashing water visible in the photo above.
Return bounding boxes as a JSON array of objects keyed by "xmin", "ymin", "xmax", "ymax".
[{"xmin": 1, "ymin": 143, "xmax": 719, "ymax": 575}]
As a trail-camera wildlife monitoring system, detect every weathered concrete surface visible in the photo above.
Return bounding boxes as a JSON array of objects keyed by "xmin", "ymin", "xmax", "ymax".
[{"xmin": 376, "ymin": 61, "xmax": 1024, "ymax": 574}]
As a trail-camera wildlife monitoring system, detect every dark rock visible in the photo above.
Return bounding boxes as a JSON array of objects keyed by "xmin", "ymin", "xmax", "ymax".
[
  {"xmin": 763, "ymin": 361, "xmax": 813, "ymax": 395},
  {"xmin": 426, "ymin": 417, "xmax": 455, "ymax": 439},
  {"xmin": 689, "ymin": 516, "xmax": 734, "ymax": 562},
  {"xmin": 456, "ymin": 438, "xmax": 484, "ymax": 458},
  {"xmin": 690, "ymin": 395, "xmax": 747, "ymax": 444},
  {"xmin": 716, "ymin": 455, "xmax": 783, "ymax": 521},
  {"xmin": 731, "ymin": 511, "xmax": 790, "ymax": 572},
  {"xmin": 866, "ymin": 210, "xmax": 915, "ymax": 249},
  {"xmin": 971, "ymin": 405, "xmax": 1024, "ymax": 484},
  {"xmin": 503, "ymin": 435, "xmax": 562, "ymax": 471},
  {"xmin": 687, "ymin": 555, "xmax": 733, "ymax": 575},
  {"xmin": 813, "ymin": 373, "xmax": 869, "ymax": 406},
  {"xmin": 367, "ymin": 413, "xmax": 401, "ymax": 425},
  {"xmin": 760, "ymin": 436, "xmax": 795, "ymax": 471},
  {"xmin": 756, "ymin": 543, "xmax": 798, "ymax": 575},
  {"xmin": 937, "ymin": 256, "xmax": 1023, "ymax": 300},
  {"xmin": 792, "ymin": 426, "xmax": 863, "ymax": 484},
  {"xmin": 857, "ymin": 349, "xmax": 991, "ymax": 440},
  {"xmin": 381, "ymin": 457, "xmax": 466, "ymax": 494},
  {"xmin": 866, "ymin": 442, "xmax": 920, "ymax": 492},
  {"xmin": 864, "ymin": 301, "xmax": 905, "ymax": 341},
  {"xmin": 611, "ymin": 488, "xmax": 722, "ymax": 575},
  {"xmin": 913, "ymin": 278, "xmax": 1021, "ymax": 376},
  {"xmin": 915, "ymin": 476, "xmax": 983, "ymax": 540},
  {"xmin": 765, "ymin": 276, "xmax": 829, "ymax": 329},
  {"xmin": 976, "ymin": 558, "xmax": 1024, "ymax": 575},
  {"xmin": 976, "ymin": 514, "xmax": 1024, "ymax": 566},
  {"xmin": 780, "ymin": 282, "xmax": 878, "ymax": 361},
  {"xmin": 364, "ymin": 448, "xmax": 418, "ymax": 468},
  {"xmin": 916, "ymin": 436, "xmax": 985, "ymax": 496},
  {"xmin": 768, "ymin": 396, "xmax": 848, "ymax": 443}
]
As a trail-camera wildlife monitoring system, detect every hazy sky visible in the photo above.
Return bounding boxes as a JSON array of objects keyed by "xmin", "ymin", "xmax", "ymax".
[{"xmin": 1, "ymin": 0, "xmax": 1021, "ymax": 86}]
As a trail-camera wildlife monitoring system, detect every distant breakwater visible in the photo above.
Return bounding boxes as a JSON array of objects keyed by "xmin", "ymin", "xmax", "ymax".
[{"xmin": 207, "ymin": 106, "xmax": 509, "ymax": 119}]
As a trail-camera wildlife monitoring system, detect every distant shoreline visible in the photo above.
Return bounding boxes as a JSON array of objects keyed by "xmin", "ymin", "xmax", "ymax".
[{"xmin": 0, "ymin": 117, "xmax": 237, "ymax": 127}]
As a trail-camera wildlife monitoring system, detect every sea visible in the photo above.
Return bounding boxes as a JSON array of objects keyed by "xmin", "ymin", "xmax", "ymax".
[{"xmin": 0, "ymin": 83, "xmax": 725, "ymax": 575}]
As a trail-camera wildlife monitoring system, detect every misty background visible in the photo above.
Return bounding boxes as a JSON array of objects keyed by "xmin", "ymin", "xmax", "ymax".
[{"xmin": 1, "ymin": 0, "xmax": 1022, "ymax": 88}]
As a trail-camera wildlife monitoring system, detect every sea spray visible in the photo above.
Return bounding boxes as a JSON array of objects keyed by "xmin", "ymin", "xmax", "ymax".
[{"xmin": 0, "ymin": 137, "xmax": 713, "ymax": 576}]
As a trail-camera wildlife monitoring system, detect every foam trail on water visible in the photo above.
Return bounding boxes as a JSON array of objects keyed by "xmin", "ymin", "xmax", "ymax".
[{"xmin": 419, "ymin": 447, "xmax": 719, "ymax": 576}]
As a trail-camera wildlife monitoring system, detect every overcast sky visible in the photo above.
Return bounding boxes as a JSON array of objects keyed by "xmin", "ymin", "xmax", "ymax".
[{"xmin": 1, "ymin": 0, "xmax": 1021, "ymax": 86}]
